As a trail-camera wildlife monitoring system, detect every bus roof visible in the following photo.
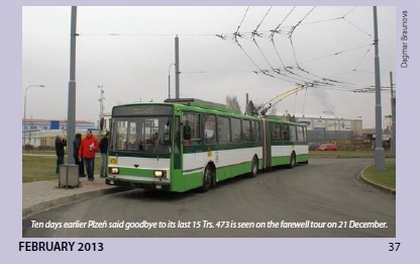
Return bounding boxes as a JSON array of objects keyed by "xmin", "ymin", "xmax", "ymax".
[
  {"xmin": 112, "ymin": 99, "xmax": 305, "ymax": 126},
  {"xmin": 164, "ymin": 98, "xmax": 242, "ymax": 114}
]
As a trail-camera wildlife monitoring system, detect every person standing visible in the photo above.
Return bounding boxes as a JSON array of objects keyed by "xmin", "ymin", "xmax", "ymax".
[
  {"xmin": 55, "ymin": 134, "xmax": 67, "ymax": 174},
  {"xmin": 99, "ymin": 131, "xmax": 109, "ymax": 178},
  {"xmin": 73, "ymin": 133, "xmax": 85, "ymax": 177},
  {"xmin": 78, "ymin": 129, "xmax": 99, "ymax": 181}
]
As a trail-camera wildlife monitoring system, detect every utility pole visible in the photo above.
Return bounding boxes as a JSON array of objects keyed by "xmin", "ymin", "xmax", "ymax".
[
  {"xmin": 98, "ymin": 85, "xmax": 105, "ymax": 119},
  {"xmin": 175, "ymin": 35, "xmax": 180, "ymax": 99},
  {"xmin": 67, "ymin": 6, "xmax": 77, "ymax": 164},
  {"xmin": 390, "ymin": 71, "xmax": 396, "ymax": 152},
  {"xmin": 245, "ymin": 93, "xmax": 249, "ymax": 114},
  {"xmin": 373, "ymin": 6, "xmax": 385, "ymax": 171},
  {"xmin": 98, "ymin": 85, "xmax": 105, "ymax": 131},
  {"xmin": 167, "ymin": 63, "xmax": 175, "ymax": 99}
]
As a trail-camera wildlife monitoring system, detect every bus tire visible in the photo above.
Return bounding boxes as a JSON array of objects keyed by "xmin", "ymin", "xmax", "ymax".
[
  {"xmin": 248, "ymin": 156, "xmax": 258, "ymax": 178},
  {"xmin": 287, "ymin": 153, "xmax": 296, "ymax": 169},
  {"xmin": 200, "ymin": 165, "xmax": 214, "ymax": 192}
]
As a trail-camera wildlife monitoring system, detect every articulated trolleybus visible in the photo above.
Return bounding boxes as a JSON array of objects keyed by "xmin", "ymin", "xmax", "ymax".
[{"xmin": 105, "ymin": 98, "xmax": 308, "ymax": 192}]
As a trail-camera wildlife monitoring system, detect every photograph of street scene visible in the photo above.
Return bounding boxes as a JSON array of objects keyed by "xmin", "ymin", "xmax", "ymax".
[{"xmin": 22, "ymin": 6, "xmax": 395, "ymax": 238}]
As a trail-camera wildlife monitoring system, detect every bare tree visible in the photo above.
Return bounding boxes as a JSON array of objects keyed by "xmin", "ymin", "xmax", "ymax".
[
  {"xmin": 246, "ymin": 100, "xmax": 258, "ymax": 115},
  {"xmin": 226, "ymin": 95, "xmax": 241, "ymax": 112}
]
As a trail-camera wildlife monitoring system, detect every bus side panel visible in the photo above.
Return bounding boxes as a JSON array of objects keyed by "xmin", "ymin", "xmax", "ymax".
[
  {"xmin": 169, "ymin": 169, "xmax": 186, "ymax": 192},
  {"xmin": 182, "ymin": 152, "xmax": 206, "ymax": 190},
  {"xmin": 214, "ymin": 147, "xmax": 262, "ymax": 181},
  {"xmin": 294, "ymin": 143, "xmax": 309, "ymax": 163},
  {"xmin": 296, "ymin": 153, "xmax": 309, "ymax": 163},
  {"xmin": 270, "ymin": 144, "xmax": 293, "ymax": 166}
]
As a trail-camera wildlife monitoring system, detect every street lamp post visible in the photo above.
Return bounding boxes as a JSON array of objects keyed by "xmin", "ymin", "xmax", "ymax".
[
  {"xmin": 23, "ymin": 84, "xmax": 44, "ymax": 149},
  {"xmin": 24, "ymin": 84, "xmax": 45, "ymax": 122},
  {"xmin": 167, "ymin": 63, "xmax": 175, "ymax": 99},
  {"xmin": 355, "ymin": 116, "xmax": 362, "ymax": 139}
]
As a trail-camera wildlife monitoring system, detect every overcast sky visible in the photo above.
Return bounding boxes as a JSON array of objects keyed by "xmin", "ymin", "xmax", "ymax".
[{"xmin": 22, "ymin": 6, "xmax": 396, "ymax": 128}]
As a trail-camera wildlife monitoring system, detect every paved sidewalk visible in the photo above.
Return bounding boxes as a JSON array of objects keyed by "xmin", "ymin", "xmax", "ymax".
[{"xmin": 23, "ymin": 176, "xmax": 125, "ymax": 218}]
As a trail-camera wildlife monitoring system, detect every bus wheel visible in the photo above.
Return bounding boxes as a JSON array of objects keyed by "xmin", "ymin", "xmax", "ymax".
[
  {"xmin": 200, "ymin": 165, "xmax": 214, "ymax": 192},
  {"xmin": 248, "ymin": 156, "xmax": 258, "ymax": 178},
  {"xmin": 287, "ymin": 153, "xmax": 296, "ymax": 169}
]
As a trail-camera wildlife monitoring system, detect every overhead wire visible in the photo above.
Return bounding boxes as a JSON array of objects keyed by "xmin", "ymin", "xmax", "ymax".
[
  {"xmin": 342, "ymin": 18, "xmax": 374, "ymax": 38},
  {"xmin": 227, "ymin": 6, "xmax": 382, "ymax": 97},
  {"xmin": 270, "ymin": 6, "xmax": 296, "ymax": 38},
  {"xmin": 234, "ymin": 7, "xmax": 314, "ymax": 84}
]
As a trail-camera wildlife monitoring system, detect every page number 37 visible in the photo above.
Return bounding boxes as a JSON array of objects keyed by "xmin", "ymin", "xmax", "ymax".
[{"xmin": 388, "ymin": 242, "xmax": 401, "ymax": 251}]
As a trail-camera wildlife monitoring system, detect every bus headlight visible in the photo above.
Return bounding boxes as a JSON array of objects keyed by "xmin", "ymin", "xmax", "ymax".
[
  {"xmin": 109, "ymin": 167, "xmax": 119, "ymax": 174},
  {"xmin": 154, "ymin": 170, "xmax": 166, "ymax": 178}
]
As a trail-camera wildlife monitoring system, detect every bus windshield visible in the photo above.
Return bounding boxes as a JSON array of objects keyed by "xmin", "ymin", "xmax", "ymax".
[{"xmin": 110, "ymin": 116, "xmax": 172, "ymax": 155}]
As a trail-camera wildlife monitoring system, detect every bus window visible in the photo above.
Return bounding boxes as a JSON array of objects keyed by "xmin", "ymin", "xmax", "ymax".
[
  {"xmin": 110, "ymin": 117, "xmax": 172, "ymax": 154},
  {"xmin": 281, "ymin": 124, "xmax": 290, "ymax": 141},
  {"xmin": 253, "ymin": 121, "xmax": 261, "ymax": 142},
  {"xmin": 182, "ymin": 112, "xmax": 201, "ymax": 145},
  {"xmin": 163, "ymin": 118, "xmax": 171, "ymax": 144},
  {"xmin": 231, "ymin": 118, "xmax": 242, "ymax": 143},
  {"xmin": 217, "ymin": 116, "xmax": 231, "ymax": 144},
  {"xmin": 243, "ymin": 119, "xmax": 252, "ymax": 142},
  {"xmin": 204, "ymin": 114, "xmax": 216, "ymax": 144},
  {"xmin": 271, "ymin": 123, "xmax": 281, "ymax": 141},
  {"xmin": 115, "ymin": 121, "xmax": 127, "ymax": 150},
  {"xmin": 289, "ymin": 125, "xmax": 297, "ymax": 142},
  {"xmin": 297, "ymin": 126, "xmax": 304, "ymax": 142},
  {"xmin": 174, "ymin": 116, "xmax": 180, "ymax": 153},
  {"xmin": 183, "ymin": 121, "xmax": 192, "ymax": 140}
]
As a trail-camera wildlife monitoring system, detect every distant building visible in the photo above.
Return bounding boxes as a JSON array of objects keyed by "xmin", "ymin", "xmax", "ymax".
[
  {"xmin": 268, "ymin": 114, "xmax": 363, "ymax": 142},
  {"xmin": 22, "ymin": 118, "xmax": 96, "ymax": 148},
  {"xmin": 22, "ymin": 118, "xmax": 95, "ymax": 131}
]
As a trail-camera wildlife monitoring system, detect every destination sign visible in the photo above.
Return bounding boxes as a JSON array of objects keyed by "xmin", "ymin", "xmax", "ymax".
[{"xmin": 112, "ymin": 104, "xmax": 173, "ymax": 116}]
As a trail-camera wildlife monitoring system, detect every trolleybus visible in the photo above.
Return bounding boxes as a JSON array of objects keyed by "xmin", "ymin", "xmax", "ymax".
[{"xmin": 105, "ymin": 98, "xmax": 308, "ymax": 192}]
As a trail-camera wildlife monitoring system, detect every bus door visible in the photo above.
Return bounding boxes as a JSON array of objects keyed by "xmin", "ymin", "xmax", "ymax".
[
  {"xmin": 173, "ymin": 116, "xmax": 182, "ymax": 170},
  {"xmin": 170, "ymin": 115, "xmax": 186, "ymax": 191},
  {"xmin": 262, "ymin": 118, "xmax": 272, "ymax": 169}
]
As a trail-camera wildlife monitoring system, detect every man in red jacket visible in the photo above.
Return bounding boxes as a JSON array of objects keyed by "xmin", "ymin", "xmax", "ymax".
[{"xmin": 78, "ymin": 129, "xmax": 99, "ymax": 181}]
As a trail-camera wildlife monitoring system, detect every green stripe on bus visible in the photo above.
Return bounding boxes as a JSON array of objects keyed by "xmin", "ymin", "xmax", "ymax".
[
  {"xmin": 117, "ymin": 167, "xmax": 156, "ymax": 177},
  {"xmin": 183, "ymin": 142, "xmax": 261, "ymax": 153}
]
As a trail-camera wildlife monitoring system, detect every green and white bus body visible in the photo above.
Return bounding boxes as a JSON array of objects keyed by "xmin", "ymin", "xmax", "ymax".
[
  {"xmin": 261, "ymin": 117, "xmax": 309, "ymax": 170},
  {"xmin": 106, "ymin": 99, "xmax": 308, "ymax": 192}
]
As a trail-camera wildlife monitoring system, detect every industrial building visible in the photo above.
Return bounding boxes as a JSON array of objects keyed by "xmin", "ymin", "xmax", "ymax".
[{"xmin": 22, "ymin": 118, "xmax": 96, "ymax": 149}]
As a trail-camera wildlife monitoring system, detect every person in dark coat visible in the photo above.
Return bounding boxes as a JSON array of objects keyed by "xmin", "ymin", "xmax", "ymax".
[
  {"xmin": 99, "ymin": 131, "xmax": 109, "ymax": 178},
  {"xmin": 73, "ymin": 133, "xmax": 85, "ymax": 177},
  {"xmin": 55, "ymin": 134, "xmax": 67, "ymax": 173}
]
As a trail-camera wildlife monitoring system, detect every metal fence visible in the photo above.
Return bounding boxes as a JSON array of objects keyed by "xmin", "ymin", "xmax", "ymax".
[{"xmin": 307, "ymin": 130, "xmax": 355, "ymax": 143}]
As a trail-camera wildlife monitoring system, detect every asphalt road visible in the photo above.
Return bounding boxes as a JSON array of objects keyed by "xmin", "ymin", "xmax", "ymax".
[{"xmin": 23, "ymin": 158, "xmax": 395, "ymax": 237}]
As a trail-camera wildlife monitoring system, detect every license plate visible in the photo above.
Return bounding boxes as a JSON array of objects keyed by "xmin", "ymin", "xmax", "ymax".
[{"xmin": 110, "ymin": 180, "xmax": 114, "ymax": 185}]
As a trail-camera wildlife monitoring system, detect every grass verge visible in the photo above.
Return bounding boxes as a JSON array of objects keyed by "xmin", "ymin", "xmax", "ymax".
[
  {"xmin": 22, "ymin": 155, "xmax": 102, "ymax": 183},
  {"xmin": 362, "ymin": 161, "xmax": 396, "ymax": 190},
  {"xmin": 310, "ymin": 150, "xmax": 396, "ymax": 159}
]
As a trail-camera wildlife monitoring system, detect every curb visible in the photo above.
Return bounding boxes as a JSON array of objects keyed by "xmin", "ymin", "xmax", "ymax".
[
  {"xmin": 358, "ymin": 166, "xmax": 396, "ymax": 195},
  {"xmin": 22, "ymin": 186, "xmax": 127, "ymax": 219}
]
